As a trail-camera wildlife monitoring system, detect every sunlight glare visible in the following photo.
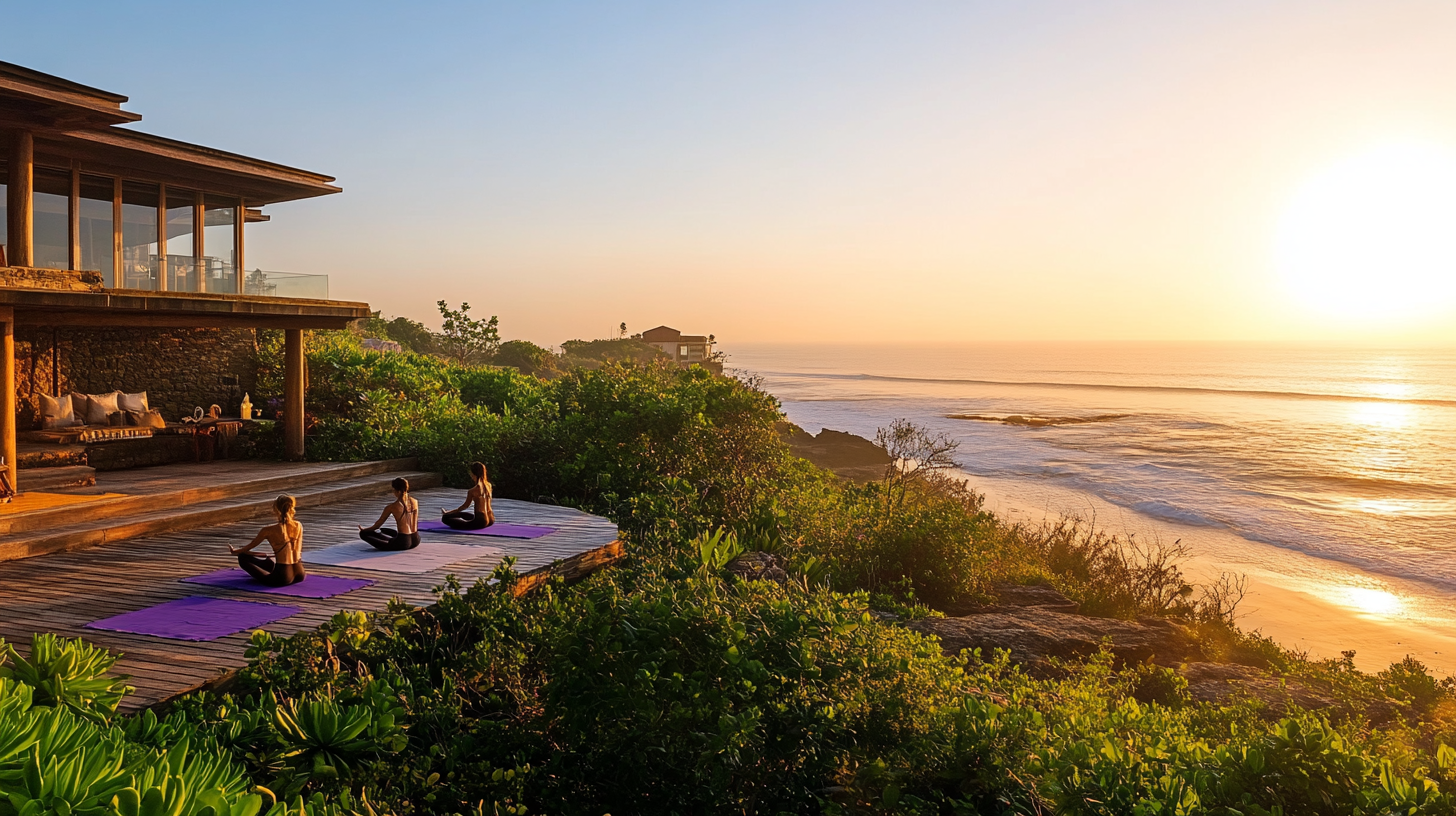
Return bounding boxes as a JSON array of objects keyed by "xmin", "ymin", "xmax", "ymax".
[
  {"xmin": 1275, "ymin": 140, "xmax": 1456, "ymax": 323},
  {"xmin": 1336, "ymin": 586, "xmax": 1405, "ymax": 618}
]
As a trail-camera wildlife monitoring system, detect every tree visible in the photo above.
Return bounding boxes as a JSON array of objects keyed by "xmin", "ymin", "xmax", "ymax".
[
  {"xmin": 436, "ymin": 301, "xmax": 500, "ymax": 366},
  {"xmin": 619, "ymin": 322, "xmax": 628, "ymax": 339},
  {"xmin": 875, "ymin": 418, "xmax": 960, "ymax": 515},
  {"xmin": 385, "ymin": 316, "xmax": 437, "ymax": 355},
  {"xmin": 494, "ymin": 339, "xmax": 557, "ymax": 374}
]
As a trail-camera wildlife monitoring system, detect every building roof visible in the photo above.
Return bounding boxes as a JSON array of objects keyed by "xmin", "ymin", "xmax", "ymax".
[
  {"xmin": 0, "ymin": 61, "xmax": 340, "ymax": 206},
  {"xmin": 641, "ymin": 326, "xmax": 681, "ymax": 342}
]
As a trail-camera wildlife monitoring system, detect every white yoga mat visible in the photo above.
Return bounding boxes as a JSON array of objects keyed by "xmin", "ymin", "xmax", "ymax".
[{"xmin": 303, "ymin": 541, "xmax": 503, "ymax": 574}]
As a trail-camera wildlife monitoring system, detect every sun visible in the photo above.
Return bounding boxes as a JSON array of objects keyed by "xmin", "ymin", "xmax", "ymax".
[{"xmin": 1274, "ymin": 139, "xmax": 1456, "ymax": 323}]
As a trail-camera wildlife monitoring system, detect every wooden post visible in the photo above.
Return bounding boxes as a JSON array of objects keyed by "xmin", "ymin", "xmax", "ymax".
[
  {"xmin": 156, "ymin": 182, "xmax": 167, "ymax": 291},
  {"xmin": 284, "ymin": 328, "xmax": 305, "ymax": 460},
  {"xmin": 7, "ymin": 131, "xmax": 33, "ymax": 268},
  {"xmin": 0, "ymin": 307, "xmax": 16, "ymax": 494},
  {"xmin": 69, "ymin": 166, "xmax": 80, "ymax": 271},
  {"xmin": 235, "ymin": 198, "xmax": 245, "ymax": 294},
  {"xmin": 112, "ymin": 179, "xmax": 122, "ymax": 289},
  {"xmin": 193, "ymin": 191, "xmax": 204, "ymax": 293}
]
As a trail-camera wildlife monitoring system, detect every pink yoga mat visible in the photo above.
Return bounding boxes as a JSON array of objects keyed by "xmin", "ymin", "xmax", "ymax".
[
  {"xmin": 417, "ymin": 519, "xmax": 556, "ymax": 539},
  {"xmin": 86, "ymin": 596, "xmax": 300, "ymax": 642},
  {"xmin": 182, "ymin": 569, "xmax": 374, "ymax": 598}
]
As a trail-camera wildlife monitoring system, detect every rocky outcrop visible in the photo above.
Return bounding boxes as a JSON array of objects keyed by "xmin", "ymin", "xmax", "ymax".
[
  {"xmin": 908, "ymin": 609, "xmax": 1201, "ymax": 674},
  {"xmin": 725, "ymin": 551, "xmax": 790, "ymax": 585},
  {"xmin": 780, "ymin": 424, "xmax": 891, "ymax": 483},
  {"xmin": 942, "ymin": 583, "xmax": 1081, "ymax": 616}
]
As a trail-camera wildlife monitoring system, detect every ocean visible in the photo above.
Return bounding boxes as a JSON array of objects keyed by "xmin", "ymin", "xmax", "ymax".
[{"xmin": 728, "ymin": 342, "xmax": 1456, "ymax": 673}]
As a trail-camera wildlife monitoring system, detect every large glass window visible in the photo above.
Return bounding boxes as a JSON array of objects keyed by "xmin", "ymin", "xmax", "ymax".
[
  {"xmin": 121, "ymin": 181, "xmax": 159, "ymax": 290},
  {"xmin": 78, "ymin": 175, "xmax": 114, "ymax": 285},
  {"xmin": 165, "ymin": 188, "xmax": 196, "ymax": 292},
  {"xmin": 203, "ymin": 196, "xmax": 237, "ymax": 294},
  {"xmin": 32, "ymin": 167, "xmax": 70, "ymax": 270}
]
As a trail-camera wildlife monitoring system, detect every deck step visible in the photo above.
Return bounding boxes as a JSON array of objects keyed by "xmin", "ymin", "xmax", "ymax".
[
  {"xmin": 0, "ymin": 469, "xmax": 443, "ymax": 563},
  {"xmin": 18, "ymin": 445, "xmax": 88, "ymax": 470},
  {"xmin": 0, "ymin": 458, "xmax": 420, "ymax": 536},
  {"xmin": 19, "ymin": 465, "xmax": 96, "ymax": 491}
]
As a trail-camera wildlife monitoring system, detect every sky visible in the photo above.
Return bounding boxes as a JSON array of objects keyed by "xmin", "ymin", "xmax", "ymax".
[{"xmin": 8, "ymin": 1, "xmax": 1456, "ymax": 346}]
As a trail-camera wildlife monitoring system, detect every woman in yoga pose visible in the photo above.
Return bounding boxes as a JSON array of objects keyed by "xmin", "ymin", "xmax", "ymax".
[
  {"xmin": 441, "ymin": 461, "xmax": 495, "ymax": 530},
  {"xmin": 230, "ymin": 495, "xmax": 305, "ymax": 586},
  {"xmin": 359, "ymin": 477, "xmax": 420, "ymax": 551}
]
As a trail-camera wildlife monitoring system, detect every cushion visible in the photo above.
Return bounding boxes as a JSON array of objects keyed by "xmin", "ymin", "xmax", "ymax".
[
  {"xmin": 84, "ymin": 391, "xmax": 121, "ymax": 425},
  {"xmin": 39, "ymin": 393, "xmax": 72, "ymax": 420},
  {"xmin": 137, "ymin": 409, "xmax": 166, "ymax": 429},
  {"xmin": 118, "ymin": 391, "xmax": 149, "ymax": 412},
  {"xmin": 42, "ymin": 415, "xmax": 77, "ymax": 430},
  {"xmin": 107, "ymin": 411, "xmax": 126, "ymax": 427},
  {"xmin": 69, "ymin": 393, "xmax": 90, "ymax": 421}
]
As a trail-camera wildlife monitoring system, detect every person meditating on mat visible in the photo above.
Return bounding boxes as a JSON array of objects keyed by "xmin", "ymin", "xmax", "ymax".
[
  {"xmin": 441, "ymin": 461, "xmax": 495, "ymax": 530},
  {"xmin": 358, "ymin": 477, "xmax": 421, "ymax": 551},
  {"xmin": 230, "ymin": 495, "xmax": 306, "ymax": 587}
]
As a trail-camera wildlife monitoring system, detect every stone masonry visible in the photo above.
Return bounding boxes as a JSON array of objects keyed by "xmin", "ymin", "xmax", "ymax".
[{"xmin": 16, "ymin": 326, "xmax": 259, "ymax": 428}]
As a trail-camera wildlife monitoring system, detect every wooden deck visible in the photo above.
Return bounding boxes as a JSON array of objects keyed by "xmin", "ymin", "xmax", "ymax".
[{"xmin": 0, "ymin": 482, "xmax": 621, "ymax": 711}]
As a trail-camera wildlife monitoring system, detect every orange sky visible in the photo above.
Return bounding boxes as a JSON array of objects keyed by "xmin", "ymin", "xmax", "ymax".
[{"xmin": 17, "ymin": 1, "xmax": 1456, "ymax": 346}]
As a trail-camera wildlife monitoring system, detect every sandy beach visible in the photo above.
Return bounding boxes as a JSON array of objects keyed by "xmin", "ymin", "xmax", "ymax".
[{"xmin": 963, "ymin": 472, "xmax": 1456, "ymax": 677}]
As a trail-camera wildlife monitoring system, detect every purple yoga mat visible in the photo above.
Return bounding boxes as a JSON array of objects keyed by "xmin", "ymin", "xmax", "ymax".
[
  {"xmin": 182, "ymin": 568, "xmax": 374, "ymax": 598},
  {"xmin": 417, "ymin": 519, "xmax": 556, "ymax": 539},
  {"xmin": 86, "ymin": 596, "xmax": 300, "ymax": 642}
]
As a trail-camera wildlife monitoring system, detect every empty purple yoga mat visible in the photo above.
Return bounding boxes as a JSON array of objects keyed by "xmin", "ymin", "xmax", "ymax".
[
  {"xmin": 182, "ymin": 569, "xmax": 374, "ymax": 598},
  {"xmin": 86, "ymin": 596, "xmax": 300, "ymax": 642},
  {"xmin": 417, "ymin": 519, "xmax": 556, "ymax": 539}
]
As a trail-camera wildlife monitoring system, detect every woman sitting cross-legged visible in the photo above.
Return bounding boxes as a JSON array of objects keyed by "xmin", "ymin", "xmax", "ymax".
[
  {"xmin": 441, "ymin": 461, "xmax": 495, "ymax": 530},
  {"xmin": 358, "ymin": 477, "xmax": 420, "ymax": 551},
  {"xmin": 230, "ymin": 495, "xmax": 306, "ymax": 587}
]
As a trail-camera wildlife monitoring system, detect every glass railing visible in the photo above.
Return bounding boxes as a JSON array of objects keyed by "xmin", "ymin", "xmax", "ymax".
[{"xmin": 242, "ymin": 269, "xmax": 330, "ymax": 299}]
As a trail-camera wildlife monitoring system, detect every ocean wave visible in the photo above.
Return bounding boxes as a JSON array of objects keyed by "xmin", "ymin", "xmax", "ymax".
[
  {"xmin": 947, "ymin": 413, "xmax": 1131, "ymax": 427},
  {"xmin": 774, "ymin": 371, "xmax": 1456, "ymax": 408}
]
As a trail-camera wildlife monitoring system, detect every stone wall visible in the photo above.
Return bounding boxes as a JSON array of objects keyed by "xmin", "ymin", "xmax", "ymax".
[
  {"xmin": 17, "ymin": 327, "xmax": 259, "ymax": 428},
  {"xmin": 0, "ymin": 266, "xmax": 105, "ymax": 292}
]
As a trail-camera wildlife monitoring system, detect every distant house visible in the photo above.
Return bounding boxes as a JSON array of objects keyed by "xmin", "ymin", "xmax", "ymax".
[
  {"xmin": 641, "ymin": 326, "xmax": 720, "ymax": 372},
  {"xmin": 361, "ymin": 338, "xmax": 403, "ymax": 353}
]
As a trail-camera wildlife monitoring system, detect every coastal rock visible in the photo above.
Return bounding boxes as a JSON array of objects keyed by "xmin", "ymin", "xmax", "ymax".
[
  {"xmin": 1178, "ymin": 662, "xmax": 1398, "ymax": 723},
  {"xmin": 907, "ymin": 608, "xmax": 1200, "ymax": 674},
  {"xmin": 725, "ymin": 551, "xmax": 790, "ymax": 585},
  {"xmin": 779, "ymin": 423, "xmax": 892, "ymax": 482},
  {"xmin": 942, "ymin": 583, "xmax": 1080, "ymax": 616}
]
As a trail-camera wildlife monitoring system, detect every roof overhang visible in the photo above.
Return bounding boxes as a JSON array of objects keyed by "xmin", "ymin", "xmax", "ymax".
[
  {"xmin": 0, "ymin": 62, "xmax": 139, "ymax": 129},
  {"xmin": 0, "ymin": 287, "xmax": 370, "ymax": 330}
]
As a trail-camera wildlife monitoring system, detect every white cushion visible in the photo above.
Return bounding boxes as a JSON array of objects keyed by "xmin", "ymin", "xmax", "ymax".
[
  {"xmin": 119, "ymin": 391, "xmax": 149, "ymax": 412},
  {"xmin": 84, "ymin": 391, "xmax": 121, "ymax": 425},
  {"xmin": 39, "ymin": 393, "xmax": 73, "ymax": 422}
]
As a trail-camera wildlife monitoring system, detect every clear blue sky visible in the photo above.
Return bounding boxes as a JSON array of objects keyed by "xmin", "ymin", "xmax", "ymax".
[{"xmin": 10, "ymin": 1, "xmax": 1456, "ymax": 345}]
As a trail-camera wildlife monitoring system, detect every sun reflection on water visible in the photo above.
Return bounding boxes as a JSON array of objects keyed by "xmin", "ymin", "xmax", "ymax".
[
  {"xmin": 1347, "ymin": 400, "xmax": 1413, "ymax": 430},
  {"xmin": 1335, "ymin": 586, "xmax": 1405, "ymax": 618}
]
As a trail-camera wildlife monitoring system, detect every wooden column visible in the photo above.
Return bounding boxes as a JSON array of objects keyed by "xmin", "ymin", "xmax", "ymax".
[
  {"xmin": 284, "ymin": 328, "xmax": 305, "ymax": 460},
  {"xmin": 6, "ymin": 131, "xmax": 33, "ymax": 267},
  {"xmin": 156, "ymin": 182, "xmax": 167, "ymax": 291},
  {"xmin": 234, "ymin": 198, "xmax": 245, "ymax": 294},
  {"xmin": 69, "ymin": 166, "xmax": 80, "ymax": 271},
  {"xmin": 0, "ymin": 307, "xmax": 15, "ymax": 494},
  {"xmin": 112, "ymin": 179, "xmax": 122, "ymax": 288},
  {"xmin": 193, "ymin": 191, "xmax": 205, "ymax": 293}
]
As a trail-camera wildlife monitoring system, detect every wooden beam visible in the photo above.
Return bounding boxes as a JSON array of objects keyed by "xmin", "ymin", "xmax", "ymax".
[
  {"xmin": 7, "ymin": 130, "xmax": 34, "ymax": 267},
  {"xmin": 0, "ymin": 307, "xmax": 15, "ymax": 495},
  {"xmin": 13, "ymin": 311, "xmax": 357, "ymax": 331},
  {"xmin": 284, "ymin": 329, "xmax": 305, "ymax": 461}
]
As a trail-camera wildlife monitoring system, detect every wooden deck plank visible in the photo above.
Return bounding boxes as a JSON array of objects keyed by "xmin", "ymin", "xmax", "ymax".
[{"xmin": 0, "ymin": 466, "xmax": 622, "ymax": 712}]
